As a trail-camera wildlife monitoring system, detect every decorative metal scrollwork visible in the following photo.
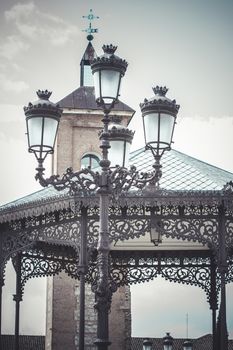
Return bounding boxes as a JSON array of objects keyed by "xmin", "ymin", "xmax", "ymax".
[
  {"xmin": 15, "ymin": 244, "xmax": 79, "ymax": 294},
  {"xmin": 93, "ymin": 253, "xmax": 214, "ymax": 302},
  {"xmin": 226, "ymin": 255, "xmax": 233, "ymax": 284},
  {"xmin": 109, "ymin": 218, "xmax": 149, "ymax": 242},
  {"xmin": 87, "ymin": 220, "xmax": 99, "ymax": 247},
  {"xmin": 21, "ymin": 256, "xmax": 63, "ymax": 288},
  {"xmin": 226, "ymin": 219, "xmax": 233, "ymax": 248},
  {"xmin": 110, "ymin": 264, "xmax": 158, "ymax": 286},
  {"xmin": 161, "ymin": 218, "xmax": 218, "ymax": 248},
  {"xmin": 35, "ymin": 221, "xmax": 81, "ymax": 247},
  {"xmin": 36, "ymin": 160, "xmax": 164, "ymax": 197},
  {"xmin": 161, "ymin": 265, "xmax": 211, "ymax": 299},
  {"xmin": 36, "ymin": 167, "xmax": 99, "ymax": 195},
  {"xmin": 1, "ymin": 231, "xmax": 36, "ymax": 270}
]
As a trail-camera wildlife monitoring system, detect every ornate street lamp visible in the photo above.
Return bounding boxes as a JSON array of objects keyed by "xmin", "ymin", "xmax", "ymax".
[
  {"xmin": 24, "ymin": 44, "xmax": 179, "ymax": 350},
  {"xmin": 107, "ymin": 121, "xmax": 134, "ymax": 168},
  {"xmin": 140, "ymin": 86, "xmax": 179, "ymax": 184},
  {"xmin": 91, "ymin": 44, "xmax": 128, "ymax": 108},
  {"xmin": 183, "ymin": 339, "xmax": 193, "ymax": 350},
  {"xmin": 163, "ymin": 332, "xmax": 173, "ymax": 350},
  {"xmin": 24, "ymin": 90, "xmax": 62, "ymax": 165},
  {"xmin": 143, "ymin": 338, "xmax": 153, "ymax": 350},
  {"xmin": 140, "ymin": 86, "xmax": 179, "ymax": 157}
]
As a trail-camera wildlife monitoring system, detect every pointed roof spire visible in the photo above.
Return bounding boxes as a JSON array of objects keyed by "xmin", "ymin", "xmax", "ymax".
[
  {"xmin": 82, "ymin": 9, "xmax": 99, "ymax": 41},
  {"xmin": 80, "ymin": 9, "xmax": 99, "ymax": 86},
  {"xmin": 80, "ymin": 42, "xmax": 97, "ymax": 87}
]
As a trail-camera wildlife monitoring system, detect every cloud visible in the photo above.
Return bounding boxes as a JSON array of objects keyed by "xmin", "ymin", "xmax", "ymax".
[
  {"xmin": 0, "ymin": 35, "xmax": 29, "ymax": 60},
  {"xmin": 0, "ymin": 73, "xmax": 29, "ymax": 93},
  {"xmin": 0, "ymin": 2, "xmax": 79, "ymax": 96},
  {"xmin": 4, "ymin": 1, "xmax": 79, "ymax": 46},
  {"xmin": 5, "ymin": 2, "xmax": 36, "ymax": 21}
]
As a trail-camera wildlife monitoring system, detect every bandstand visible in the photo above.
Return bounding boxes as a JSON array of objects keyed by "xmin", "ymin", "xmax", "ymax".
[
  {"xmin": 1, "ymin": 146, "xmax": 233, "ymax": 350},
  {"xmin": 0, "ymin": 23, "xmax": 233, "ymax": 350}
]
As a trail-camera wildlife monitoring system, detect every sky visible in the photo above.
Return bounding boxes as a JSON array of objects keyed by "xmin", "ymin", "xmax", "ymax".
[{"xmin": 0, "ymin": 0, "xmax": 233, "ymax": 341}]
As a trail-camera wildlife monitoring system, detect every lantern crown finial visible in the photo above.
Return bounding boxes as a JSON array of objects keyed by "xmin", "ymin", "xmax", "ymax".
[
  {"xmin": 152, "ymin": 86, "xmax": 168, "ymax": 96},
  {"xmin": 24, "ymin": 89, "xmax": 62, "ymax": 117},
  {"xmin": 102, "ymin": 44, "xmax": 117, "ymax": 55},
  {"xmin": 36, "ymin": 90, "xmax": 52, "ymax": 100},
  {"xmin": 140, "ymin": 85, "xmax": 180, "ymax": 114}
]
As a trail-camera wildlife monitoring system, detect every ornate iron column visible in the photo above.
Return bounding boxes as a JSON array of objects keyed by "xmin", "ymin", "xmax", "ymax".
[
  {"xmin": 79, "ymin": 206, "xmax": 88, "ymax": 350},
  {"xmin": 13, "ymin": 253, "xmax": 23, "ymax": 350},
  {"xmin": 0, "ymin": 234, "xmax": 3, "ymax": 350},
  {"xmin": 93, "ymin": 109, "xmax": 112, "ymax": 350},
  {"xmin": 210, "ymin": 256, "xmax": 218, "ymax": 350},
  {"xmin": 0, "ymin": 276, "xmax": 3, "ymax": 350},
  {"xmin": 218, "ymin": 205, "xmax": 228, "ymax": 350}
]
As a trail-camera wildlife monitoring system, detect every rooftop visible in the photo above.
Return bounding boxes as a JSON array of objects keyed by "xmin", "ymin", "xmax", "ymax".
[
  {"xmin": 132, "ymin": 334, "xmax": 233, "ymax": 349},
  {"xmin": 2, "ymin": 334, "xmax": 233, "ymax": 350},
  {"xmin": 58, "ymin": 85, "xmax": 135, "ymax": 114},
  {"xmin": 0, "ymin": 148, "xmax": 233, "ymax": 223}
]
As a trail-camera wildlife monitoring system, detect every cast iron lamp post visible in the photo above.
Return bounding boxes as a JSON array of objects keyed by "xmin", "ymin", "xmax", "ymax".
[
  {"xmin": 163, "ymin": 332, "xmax": 173, "ymax": 350},
  {"xmin": 143, "ymin": 338, "xmax": 153, "ymax": 350},
  {"xmin": 24, "ymin": 44, "xmax": 179, "ymax": 350}
]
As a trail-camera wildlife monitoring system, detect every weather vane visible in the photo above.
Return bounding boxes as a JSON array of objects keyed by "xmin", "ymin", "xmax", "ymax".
[{"xmin": 82, "ymin": 9, "xmax": 99, "ymax": 41}]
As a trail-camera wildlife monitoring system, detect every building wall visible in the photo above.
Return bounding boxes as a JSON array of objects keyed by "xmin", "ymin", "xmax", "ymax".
[
  {"xmin": 56, "ymin": 112, "xmax": 103, "ymax": 174},
  {"xmin": 46, "ymin": 107, "xmax": 133, "ymax": 349},
  {"xmin": 45, "ymin": 277, "xmax": 53, "ymax": 350},
  {"xmin": 74, "ymin": 281, "xmax": 97, "ymax": 348},
  {"xmin": 109, "ymin": 286, "xmax": 131, "ymax": 350},
  {"xmin": 52, "ymin": 272, "xmax": 77, "ymax": 350}
]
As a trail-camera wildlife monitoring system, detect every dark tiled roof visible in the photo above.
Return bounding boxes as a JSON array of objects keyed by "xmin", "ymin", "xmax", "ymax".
[
  {"xmin": 1, "ymin": 335, "xmax": 45, "ymax": 350},
  {"xmin": 132, "ymin": 334, "xmax": 233, "ymax": 350},
  {"xmin": 58, "ymin": 86, "xmax": 135, "ymax": 113},
  {"xmin": 1, "ymin": 334, "xmax": 233, "ymax": 350}
]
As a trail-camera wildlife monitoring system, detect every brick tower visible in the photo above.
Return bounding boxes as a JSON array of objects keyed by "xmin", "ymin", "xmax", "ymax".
[{"xmin": 45, "ymin": 38, "xmax": 135, "ymax": 350}]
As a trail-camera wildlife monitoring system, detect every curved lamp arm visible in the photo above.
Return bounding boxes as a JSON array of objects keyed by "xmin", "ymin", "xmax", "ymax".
[
  {"xmin": 35, "ymin": 161, "xmax": 162, "ymax": 196},
  {"xmin": 35, "ymin": 165, "xmax": 100, "ymax": 195}
]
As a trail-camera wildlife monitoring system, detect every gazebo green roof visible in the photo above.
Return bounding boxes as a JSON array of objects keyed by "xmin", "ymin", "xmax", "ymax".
[{"xmin": 0, "ymin": 148, "xmax": 233, "ymax": 223}]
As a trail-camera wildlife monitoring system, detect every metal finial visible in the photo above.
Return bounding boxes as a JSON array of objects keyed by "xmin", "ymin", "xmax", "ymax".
[
  {"xmin": 152, "ymin": 86, "xmax": 168, "ymax": 96},
  {"xmin": 102, "ymin": 44, "xmax": 117, "ymax": 55},
  {"xmin": 82, "ymin": 9, "xmax": 99, "ymax": 41},
  {"xmin": 36, "ymin": 90, "xmax": 52, "ymax": 100}
]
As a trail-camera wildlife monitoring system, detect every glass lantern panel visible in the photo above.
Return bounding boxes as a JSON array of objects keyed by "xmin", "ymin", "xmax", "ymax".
[
  {"xmin": 27, "ymin": 116, "xmax": 43, "ymax": 151},
  {"xmin": 164, "ymin": 345, "xmax": 173, "ymax": 350},
  {"xmin": 159, "ymin": 114, "xmax": 175, "ymax": 147},
  {"xmin": 123, "ymin": 141, "xmax": 131, "ymax": 168},
  {"xmin": 143, "ymin": 112, "xmax": 159, "ymax": 145},
  {"xmin": 93, "ymin": 70, "xmax": 100, "ymax": 101},
  {"xmin": 43, "ymin": 117, "xmax": 58, "ymax": 150},
  {"xmin": 109, "ymin": 140, "xmax": 131, "ymax": 168},
  {"xmin": 183, "ymin": 346, "xmax": 192, "ymax": 350},
  {"xmin": 143, "ymin": 345, "xmax": 152, "ymax": 350},
  {"xmin": 150, "ymin": 226, "xmax": 161, "ymax": 244},
  {"xmin": 101, "ymin": 70, "xmax": 121, "ymax": 104}
]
